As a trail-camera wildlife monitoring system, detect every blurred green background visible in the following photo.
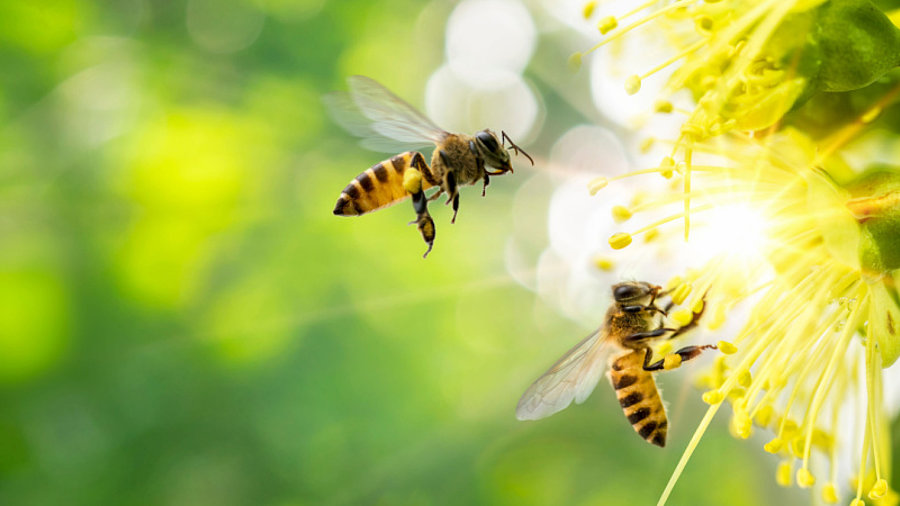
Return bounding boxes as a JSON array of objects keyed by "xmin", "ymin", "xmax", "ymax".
[{"xmin": 0, "ymin": 1, "xmax": 801, "ymax": 505}]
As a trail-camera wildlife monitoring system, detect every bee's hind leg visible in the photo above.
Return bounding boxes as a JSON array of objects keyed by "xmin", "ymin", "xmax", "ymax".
[
  {"xmin": 409, "ymin": 188, "xmax": 435, "ymax": 258},
  {"xmin": 642, "ymin": 344, "xmax": 718, "ymax": 372}
]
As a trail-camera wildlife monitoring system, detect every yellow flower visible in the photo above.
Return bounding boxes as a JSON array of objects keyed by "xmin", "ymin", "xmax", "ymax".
[
  {"xmin": 592, "ymin": 121, "xmax": 900, "ymax": 504},
  {"xmin": 578, "ymin": 0, "xmax": 900, "ymax": 138}
]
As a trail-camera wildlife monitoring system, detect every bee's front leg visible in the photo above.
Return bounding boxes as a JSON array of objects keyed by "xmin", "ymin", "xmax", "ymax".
[{"xmin": 482, "ymin": 173, "xmax": 490, "ymax": 197}]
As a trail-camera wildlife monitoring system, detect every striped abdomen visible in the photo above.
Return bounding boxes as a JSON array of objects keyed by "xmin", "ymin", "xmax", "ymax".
[
  {"xmin": 333, "ymin": 152, "xmax": 433, "ymax": 216},
  {"xmin": 608, "ymin": 351, "xmax": 668, "ymax": 447}
]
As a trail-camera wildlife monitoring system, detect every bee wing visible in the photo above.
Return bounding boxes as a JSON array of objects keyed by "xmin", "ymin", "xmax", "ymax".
[
  {"xmin": 516, "ymin": 329, "xmax": 610, "ymax": 421},
  {"xmin": 323, "ymin": 75, "xmax": 447, "ymax": 152}
]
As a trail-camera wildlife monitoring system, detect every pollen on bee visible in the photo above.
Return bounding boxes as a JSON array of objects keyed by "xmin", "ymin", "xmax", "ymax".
[
  {"xmin": 402, "ymin": 168, "xmax": 423, "ymax": 194},
  {"xmin": 663, "ymin": 353, "xmax": 682, "ymax": 370}
]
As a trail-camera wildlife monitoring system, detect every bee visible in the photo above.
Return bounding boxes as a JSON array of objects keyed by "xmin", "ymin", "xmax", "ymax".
[
  {"xmin": 327, "ymin": 76, "xmax": 533, "ymax": 257},
  {"xmin": 516, "ymin": 281, "xmax": 715, "ymax": 447}
]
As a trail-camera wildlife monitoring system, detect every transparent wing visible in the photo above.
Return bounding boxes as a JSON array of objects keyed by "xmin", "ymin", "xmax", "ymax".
[
  {"xmin": 323, "ymin": 75, "xmax": 447, "ymax": 153},
  {"xmin": 516, "ymin": 329, "xmax": 610, "ymax": 421}
]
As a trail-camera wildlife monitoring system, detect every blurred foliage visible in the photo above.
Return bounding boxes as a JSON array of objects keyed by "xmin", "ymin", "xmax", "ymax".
[{"xmin": 0, "ymin": 1, "xmax": 801, "ymax": 505}]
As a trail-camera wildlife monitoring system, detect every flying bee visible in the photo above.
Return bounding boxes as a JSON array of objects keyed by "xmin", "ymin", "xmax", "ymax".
[
  {"xmin": 327, "ymin": 76, "xmax": 533, "ymax": 257},
  {"xmin": 516, "ymin": 281, "xmax": 715, "ymax": 447}
]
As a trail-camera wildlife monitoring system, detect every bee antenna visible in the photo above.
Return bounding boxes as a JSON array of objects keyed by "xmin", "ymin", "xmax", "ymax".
[{"xmin": 502, "ymin": 131, "xmax": 534, "ymax": 166}]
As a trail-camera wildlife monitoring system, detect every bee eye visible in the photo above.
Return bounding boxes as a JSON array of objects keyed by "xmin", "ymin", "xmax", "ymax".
[
  {"xmin": 613, "ymin": 284, "xmax": 642, "ymax": 301},
  {"xmin": 476, "ymin": 131, "xmax": 499, "ymax": 153}
]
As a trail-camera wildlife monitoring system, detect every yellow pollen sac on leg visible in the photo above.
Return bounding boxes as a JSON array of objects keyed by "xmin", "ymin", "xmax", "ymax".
[
  {"xmin": 403, "ymin": 168, "xmax": 423, "ymax": 193},
  {"xmin": 764, "ymin": 437, "xmax": 784, "ymax": 454},
  {"xmin": 598, "ymin": 15, "xmax": 618, "ymax": 34},
  {"xmin": 797, "ymin": 468, "xmax": 816, "ymax": 488},
  {"xmin": 717, "ymin": 340, "xmax": 737, "ymax": 354},
  {"xmin": 588, "ymin": 176, "xmax": 607, "ymax": 195},
  {"xmin": 869, "ymin": 478, "xmax": 889, "ymax": 500},
  {"xmin": 672, "ymin": 308, "xmax": 694, "ymax": 326},
  {"xmin": 612, "ymin": 205, "xmax": 632, "ymax": 223},
  {"xmin": 776, "ymin": 461, "xmax": 793, "ymax": 487},
  {"xmin": 609, "ymin": 232, "xmax": 632, "ymax": 249},
  {"xmin": 822, "ymin": 482, "xmax": 839, "ymax": 503},
  {"xmin": 625, "ymin": 75, "xmax": 641, "ymax": 95},
  {"xmin": 702, "ymin": 390, "xmax": 723, "ymax": 405},
  {"xmin": 663, "ymin": 353, "xmax": 682, "ymax": 370}
]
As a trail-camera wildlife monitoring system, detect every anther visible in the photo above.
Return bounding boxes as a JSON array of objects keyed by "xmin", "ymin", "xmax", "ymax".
[
  {"xmin": 702, "ymin": 390, "xmax": 723, "ymax": 405},
  {"xmin": 588, "ymin": 176, "xmax": 607, "ymax": 195},
  {"xmin": 822, "ymin": 482, "xmax": 838, "ymax": 504},
  {"xmin": 609, "ymin": 232, "xmax": 632, "ymax": 249},
  {"xmin": 797, "ymin": 468, "xmax": 816, "ymax": 488},
  {"xmin": 717, "ymin": 341, "xmax": 737, "ymax": 354},
  {"xmin": 568, "ymin": 52, "xmax": 583, "ymax": 72},
  {"xmin": 612, "ymin": 205, "xmax": 632, "ymax": 223},
  {"xmin": 654, "ymin": 100, "xmax": 673, "ymax": 114},
  {"xmin": 598, "ymin": 15, "xmax": 618, "ymax": 34},
  {"xmin": 764, "ymin": 437, "xmax": 783, "ymax": 454},
  {"xmin": 776, "ymin": 461, "xmax": 793, "ymax": 487},
  {"xmin": 582, "ymin": 0, "xmax": 597, "ymax": 18},
  {"xmin": 869, "ymin": 478, "xmax": 888, "ymax": 500},
  {"xmin": 625, "ymin": 75, "xmax": 642, "ymax": 95},
  {"xmin": 593, "ymin": 256, "xmax": 614, "ymax": 271}
]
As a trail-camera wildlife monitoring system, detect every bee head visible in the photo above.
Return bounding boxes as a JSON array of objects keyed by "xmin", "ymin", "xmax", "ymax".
[
  {"xmin": 474, "ymin": 129, "xmax": 511, "ymax": 171},
  {"xmin": 612, "ymin": 281, "xmax": 659, "ymax": 305},
  {"xmin": 474, "ymin": 129, "xmax": 534, "ymax": 174}
]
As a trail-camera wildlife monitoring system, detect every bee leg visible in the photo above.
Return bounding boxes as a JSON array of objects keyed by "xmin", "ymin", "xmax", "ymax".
[
  {"xmin": 444, "ymin": 171, "xmax": 457, "ymax": 206},
  {"xmin": 482, "ymin": 173, "xmax": 490, "ymax": 197},
  {"xmin": 428, "ymin": 188, "xmax": 444, "ymax": 201},
  {"xmin": 409, "ymin": 187, "xmax": 436, "ymax": 258},
  {"xmin": 643, "ymin": 344, "xmax": 717, "ymax": 371},
  {"xmin": 624, "ymin": 327, "xmax": 677, "ymax": 343},
  {"xmin": 451, "ymin": 193, "xmax": 460, "ymax": 224},
  {"xmin": 665, "ymin": 300, "xmax": 707, "ymax": 340}
]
